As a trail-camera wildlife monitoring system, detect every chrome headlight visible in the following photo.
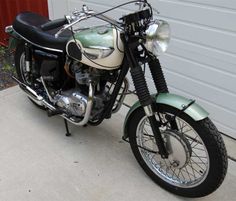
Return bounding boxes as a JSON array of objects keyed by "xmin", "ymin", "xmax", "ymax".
[{"xmin": 145, "ymin": 20, "xmax": 171, "ymax": 55}]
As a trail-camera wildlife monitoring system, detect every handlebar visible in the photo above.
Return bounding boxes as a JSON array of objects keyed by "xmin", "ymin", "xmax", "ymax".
[
  {"xmin": 52, "ymin": 2, "xmax": 149, "ymax": 38},
  {"xmin": 54, "ymin": 6, "xmax": 121, "ymax": 38},
  {"xmin": 41, "ymin": 18, "xmax": 68, "ymax": 31},
  {"xmin": 54, "ymin": 11, "xmax": 93, "ymax": 38}
]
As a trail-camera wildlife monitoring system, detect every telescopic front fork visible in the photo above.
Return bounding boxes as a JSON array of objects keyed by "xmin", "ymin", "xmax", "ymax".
[
  {"xmin": 149, "ymin": 56, "xmax": 178, "ymax": 131},
  {"xmin": 126, "ymin": 44, "xmax": 169, "ymax": 159}
]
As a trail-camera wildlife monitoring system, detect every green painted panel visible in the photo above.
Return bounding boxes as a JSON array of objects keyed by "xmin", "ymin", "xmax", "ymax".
[
  {"xmin": 123, "ymin": 93, "xmax": 209, "ymax": 139},
  {"xmin": 73, "ymin": 26, "xmax": 114, "ymax": 48},
  {"xmin": 156, "ymin": 93, "xmax": 209, "ymax": 120}
]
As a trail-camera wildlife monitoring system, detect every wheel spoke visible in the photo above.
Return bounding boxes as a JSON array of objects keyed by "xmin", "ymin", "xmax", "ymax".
[
  {"xmin": 143, "ymin": 133, "xmax": 154, "ymax": 138},
  {"xmin": 182, "ymin": 128, "xmax": 193, "ymax": 134},
  {"xmin": 170, "ymin": 166, "xmax": 179, "ymax": 180},
  {"xmin": 190, "ymin": 159, "xmax": 206, "ymax": 171},
  {"xmin": 136, "ymin": 112, "xmax": 210, "ymax": 188},
  {"xmin": 184, "ymin": 166, "xmax": 193, "ymax": 181},
  {"xmin": 180, "ymin": 122, "xmax": 187, "ymax": 132},
  {"xmin": 141, "ymin": 137, "xmax": 152, "ymax": 144},
  {"xmin": 144, "ymin": 119, "xmax": 151, "ymax": 127},
  {"xmin": 179, "ymin": 169, "xmax": 187, "ymax": 180},
  {"xmin": 188, "ymin": 159, "xmax": 198, "ymax": 178},
  {"xmin": 192, "ymin": 146, "xmax": 205, "ymax": 152},
  {"xmin": 191, "ymin": 155, "xmax": 207, "ymax": 159},
  {"xmin": 192, "ymin": 150, "xmax": 208, "ymax": 162},
  {"xmin": 191, "ymin": 140, "xmax": 202, "ymax": 149},
  {"xmin": 181, "ymin": 167, "xmax": 195, "ymax": 178}
]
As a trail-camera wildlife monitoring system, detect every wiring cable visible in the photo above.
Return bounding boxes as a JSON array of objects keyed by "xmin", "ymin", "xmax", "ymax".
[{"xmin": 91, "ymin": 0, "xmax": 153, "ymax": 18}]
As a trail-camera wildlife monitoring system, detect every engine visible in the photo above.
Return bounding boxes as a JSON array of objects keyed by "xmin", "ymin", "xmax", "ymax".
[
  {"xmin": 54, "ymin": 89, "xmax": 88, "ymax": 117},
  {"xmin": 32, "ymin": 49, "xmax": 120, "ymax": 122},
  {"xmin": 53, "ymin": 62, "xmax": 117, "ymax": 120}
]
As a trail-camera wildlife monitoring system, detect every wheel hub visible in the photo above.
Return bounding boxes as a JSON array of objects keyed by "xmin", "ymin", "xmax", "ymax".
[{"xmin": 162, "ymin": 130, "xmax": 192, "ymax": 169}]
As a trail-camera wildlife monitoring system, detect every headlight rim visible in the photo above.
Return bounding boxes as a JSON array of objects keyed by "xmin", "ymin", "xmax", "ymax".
[{"xmin": 145, "ymin": 19, "xmax": 171, "ymax": 54}]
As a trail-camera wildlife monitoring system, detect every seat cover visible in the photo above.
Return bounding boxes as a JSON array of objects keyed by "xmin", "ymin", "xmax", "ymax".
[{"xmin": 13, "ymin": 12, "xmax": 71, "ymax": 52}]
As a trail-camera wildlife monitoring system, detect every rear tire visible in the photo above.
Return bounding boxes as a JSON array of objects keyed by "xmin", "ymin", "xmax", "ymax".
[
  {"xmin": 15, "ymin": 42, "xmax": 46, "ymax": 110},
  {"xmin": 128, "ymin": 104, "xmax": 228, "ymax": 197}
]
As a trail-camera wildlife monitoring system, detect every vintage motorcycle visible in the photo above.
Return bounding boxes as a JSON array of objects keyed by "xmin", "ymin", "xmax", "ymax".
[{"xmin": 5, "ymin": 0, "xmax": 227, "ymax": 197}]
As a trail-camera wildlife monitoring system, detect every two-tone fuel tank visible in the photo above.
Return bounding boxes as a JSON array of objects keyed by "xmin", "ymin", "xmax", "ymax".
[{"xmin": 66, "ymin": 25, "xmax": 124, "ymax": 70}]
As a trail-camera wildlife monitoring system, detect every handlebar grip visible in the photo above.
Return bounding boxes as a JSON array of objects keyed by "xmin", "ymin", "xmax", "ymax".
[{"xmin": 41, "ymin": 18, "xmax": 68, "ymax": 31}]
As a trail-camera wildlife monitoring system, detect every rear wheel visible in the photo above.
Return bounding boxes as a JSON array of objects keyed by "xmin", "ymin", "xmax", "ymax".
[
  {"xmin": 15, "ymin": 42, "xmax": 46, "ymax": 110},
  {"xmin": 128, "ymin": 104, "xmax": 228, "ymax": 197}
]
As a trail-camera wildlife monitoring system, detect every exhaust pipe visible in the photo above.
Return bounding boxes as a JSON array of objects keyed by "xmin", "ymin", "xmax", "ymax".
[
  {"xmin": 12, "ymin": 76, "xmax": 56, "ymax": 111},
  {"xmin": 12, "ymin": 76, "xmax": 94, "ymax": 126},
  {"xmin": 12, "ymin": 76, "xmax": 43, "ymax": 102}
]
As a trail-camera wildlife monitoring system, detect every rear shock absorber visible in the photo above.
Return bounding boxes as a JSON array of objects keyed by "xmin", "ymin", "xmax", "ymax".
[{"xmin": 24, "ymin": 43, "xmax": 32, "ymax": 73}]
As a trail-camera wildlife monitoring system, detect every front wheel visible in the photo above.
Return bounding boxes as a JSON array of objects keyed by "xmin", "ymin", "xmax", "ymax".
[{"xmin": 128, "ymin": 104, "xmax": 228, "ymax": 197}]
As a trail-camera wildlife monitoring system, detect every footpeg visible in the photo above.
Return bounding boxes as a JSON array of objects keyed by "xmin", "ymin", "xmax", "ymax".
[{"xmin": 47, "ymin": 109, "xmax": 63, "ymax": 117}]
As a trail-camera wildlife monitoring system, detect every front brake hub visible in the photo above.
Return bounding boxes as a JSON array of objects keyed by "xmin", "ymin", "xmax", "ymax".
[{"xmin": 162, "ymin": 130, "xmax": 192, "ymax": 169}]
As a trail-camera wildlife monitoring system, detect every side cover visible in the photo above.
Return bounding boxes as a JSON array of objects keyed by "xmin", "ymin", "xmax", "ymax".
[{"xmin": 123, "ymin": 93, "xmax": 209, "ymax": 139}]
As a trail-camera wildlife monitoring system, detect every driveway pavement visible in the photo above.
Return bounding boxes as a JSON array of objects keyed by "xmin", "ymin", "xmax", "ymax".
[{"xmin": 0, "ymin": 86, "xmax": 236, "ymax": 201}]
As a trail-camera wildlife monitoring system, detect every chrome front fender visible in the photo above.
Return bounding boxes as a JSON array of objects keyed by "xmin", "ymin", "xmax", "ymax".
[{"xmin": 123, "ymin": 93, "xmax": 209, "ymax": 139}]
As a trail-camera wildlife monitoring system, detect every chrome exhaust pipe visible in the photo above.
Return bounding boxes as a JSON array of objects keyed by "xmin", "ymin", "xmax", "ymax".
[
  {"xmin": 12, "ymin": 76, "xmax": 44, "ymax": 104},
  {"xmin": 12, "ymin": 76, "xmax": 94, "ymax": 126},
  {"xmin": 12, "ymin": 76, "xmax": 55, "ymax": 110}
]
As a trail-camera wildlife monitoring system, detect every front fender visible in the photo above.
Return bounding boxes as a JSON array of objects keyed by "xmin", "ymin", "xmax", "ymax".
[{"xmin": 123, "ymin": 93, "xmax": 209, "ymax": 139}]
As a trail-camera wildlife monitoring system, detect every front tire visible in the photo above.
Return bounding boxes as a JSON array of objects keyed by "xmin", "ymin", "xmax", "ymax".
[{"xmin": 128, "ymin": 104, "xmax": 228, "ymax": 197}]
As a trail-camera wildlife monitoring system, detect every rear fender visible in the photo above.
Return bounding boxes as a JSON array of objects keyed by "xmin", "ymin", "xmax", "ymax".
[
  {"xmin": 123, "ymin": 93, "xmax": 209, "ymax": 139},
  {"xmin": 5, "ymin": 25, "xmax": 21, "ymax": 51}
]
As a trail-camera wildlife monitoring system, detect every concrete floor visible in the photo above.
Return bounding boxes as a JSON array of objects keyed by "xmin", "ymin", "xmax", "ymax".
[{"xmin": 0, "ymin": 86, "xmax": 236, "ymax": 201}]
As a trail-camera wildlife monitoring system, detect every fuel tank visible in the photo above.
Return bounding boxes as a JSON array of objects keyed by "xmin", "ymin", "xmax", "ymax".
[{"xmin": 66, "ymin": 25, "xmax": 124, "ymax": 70}]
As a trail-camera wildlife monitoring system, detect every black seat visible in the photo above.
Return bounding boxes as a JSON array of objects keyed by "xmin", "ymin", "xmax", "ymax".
[{"xmin": 13, "ymin": 12, "xmax": 72, "ymax": 51}]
